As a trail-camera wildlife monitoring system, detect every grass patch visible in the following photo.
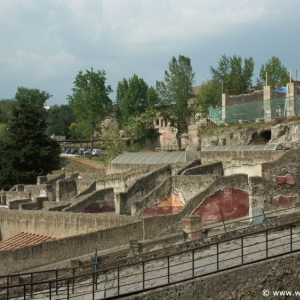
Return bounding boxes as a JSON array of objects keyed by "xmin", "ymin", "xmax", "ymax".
[{"xmin": 52, "ymin": 157, "xmax": 100, "ymax": 174}]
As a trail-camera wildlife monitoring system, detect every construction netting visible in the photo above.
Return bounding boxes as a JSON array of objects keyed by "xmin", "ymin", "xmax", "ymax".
[{"xmin": 209, "ymin": 96, "xmax": 300, "ymax": 124}]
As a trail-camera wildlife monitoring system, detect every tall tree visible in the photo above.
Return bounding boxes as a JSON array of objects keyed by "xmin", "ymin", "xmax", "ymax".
[
  {"xmin": 0, "ymin": 89, "xmax": 61, "ymax": 190},
  {"xmin": 197, "ymin": 79, "xmax": 222, "ymax": 114},
  {"xmin": 156, "ymin": 55, "xmax": 195, "ymax": 150},
  {"xmin": 210, "ymin": 55, "xmax": 254, "ymax": 95},
  {"xmin": 15, "ymin": 86, "xmax": 51, "ymax": 112},
  {"xmin": 0, "ymin": 99, "xmax": 13, "ymax": 123},
  {"xmin": 123, "ymin": 107, "xmax": 159, "ymax": 146},
  {"xmin": 256, "ymin": 56, "xmax": 290, "ymax": 88},
  {"xmin": 115, "ymin": 74, "xmax": 158, "ymax": 129},
  {"xmin": 46, "ymin": 105, "xmax": 75, "ymax": 138},
  {"xmin": 68, "ymin": 68, "xmax": 113, "ymax": 154}
]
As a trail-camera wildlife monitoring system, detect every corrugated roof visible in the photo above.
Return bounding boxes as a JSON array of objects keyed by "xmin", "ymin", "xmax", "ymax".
[
  {"xmin": 201, "ymin": 144, "xmax": 283, "ymax": 152},
  {"xmin": 111, "ymin": 151, "xmax": 197, "ymax": 164}
]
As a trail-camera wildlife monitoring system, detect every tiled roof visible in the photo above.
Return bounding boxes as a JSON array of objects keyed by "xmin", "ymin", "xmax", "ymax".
[{"xmin": 0, "ymin": 232, "xmax": 55, "ymax": 250}]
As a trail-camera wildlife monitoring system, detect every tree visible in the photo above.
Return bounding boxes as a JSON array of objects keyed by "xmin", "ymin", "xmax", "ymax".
[
  {"xmin": 197, "ymin": 79, "xmax": 222, "ymax": 114},
  {"xmin": 210, "ymin": 55, "xmax": 254, "ymax": 95},
  {"xmin": 115, "ymin": 74, "xmax": 159, "ymax": 129},
  {"xmin": 0, "ymin": 99, "xmax": 13, "ymax": 123},
  {"xmin": 0, "ymin": 89, "xmax": 61, "ymax": 190},
  {"xmin": 156, "ymin": 55, "xmax": 195, "ymax": 150},
  {"xmin": 15, "ymin": 86, "xmax": 51, "ymax": 112},
  {"xmin": 256, "ymin": 56, "xmax": 290, "ymax": 88},
  {"xmin": 123, "ymin": 107, "xmax": 159, "ymax": 146},
  {"xmin": 68, "ymin": 68, "xmax": 113, "ymax": 154},
  {"xmin": 46, "ymin": 105, "xmax": 75, "ymax": 138}
]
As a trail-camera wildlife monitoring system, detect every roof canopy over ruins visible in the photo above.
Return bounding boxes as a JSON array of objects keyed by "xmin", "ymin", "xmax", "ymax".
[
  {"xmin": 111, "ymin": 151, "xmax": 197, "ymax": 164},
  {"xmin": 201, "ymin": 143, "xmax": 283, "ymax": 152}
]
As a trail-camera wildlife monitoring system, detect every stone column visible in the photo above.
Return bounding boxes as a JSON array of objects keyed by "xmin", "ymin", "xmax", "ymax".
[
  {"xmin": 285, "ymin": 82, "xmax": 296, "ymax": 117},
  {"xmin": 181, "ymin": 215, "xmax": 202, "ymax": 240},
  {"xmin": 248, "ymin": 176, "xmax": 265, "ymax": 224},
  {"xmin": 263, "ymin": 86, "xmax": 272, "ymax": 122},
  {"xmin": 114, "ymin": 192, "xmax": 127, "ymax": 215},
  {"xmin": 221, "ymin": 93, "xmax": 227, "ymax": 123}
]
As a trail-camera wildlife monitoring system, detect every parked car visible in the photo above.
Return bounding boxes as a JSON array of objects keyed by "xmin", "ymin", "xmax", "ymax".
[
  {"xmin": 71, "ymin": 148, "xmax": 78, "ymax": 154},
  {"xmin": 84, "ymin": 149, "xmax": 91, "ymax": 156},
  {"xmin": 92, "ymin": 149, "xmax": 102, "ymax": 156},
  {"xmin": 65, "ymin": 148, "xmax": 72, "ymax": 154},
  {"xmin": 78, "ymin": 147, "xmax": 88, "ymax": 155}
]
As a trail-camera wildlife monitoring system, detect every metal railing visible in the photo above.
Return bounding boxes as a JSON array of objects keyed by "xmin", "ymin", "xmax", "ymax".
[{"xmin": 1, "ymin": 218, "xmax": 300, "ymax": 299}]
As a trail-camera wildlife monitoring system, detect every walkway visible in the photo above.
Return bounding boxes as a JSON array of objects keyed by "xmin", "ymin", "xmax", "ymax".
[{"xmin": 2, "ymin": 220, "xmax": 300, "ymax": 299}]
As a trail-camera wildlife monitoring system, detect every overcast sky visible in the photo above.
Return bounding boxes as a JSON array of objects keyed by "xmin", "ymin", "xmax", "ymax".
[{"xmin": 1, "ymin": 0, "xmax": 299, "ymax": 105}]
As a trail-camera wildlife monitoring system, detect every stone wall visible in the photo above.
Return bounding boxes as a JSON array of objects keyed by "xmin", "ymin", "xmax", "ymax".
[
  {"xmin": 142, "ymin": 174, "xmax": 249, "ymax": 239},
  {"xmin": 182, "ymin": 161, "xmax": 223, "ymax": 176},
  {"xmin": 115, "ymin": 165, "xmax": 172, "ymax": 215},
  {"xmin": 95, "ymin": 165, "xmax": 161, "ymax": 191},
  {"xmin": 133, "ymin": 175, "xmax": 217, "ymax": 217},
  {"xmin": 200, "ymin": 150, "xmax": 283, "ymax": 172},
  {"xmin": 173, "ymin": 175, "xmax": 219, "ymax": 204},
  {"xmin": 131, "ymin": 177, "xmax": 172, "ymax": 216},
  {"xmin": 56, "ymin": 179, "xmax": 77, "ymax": 202},
  {"xmin": 177, "ymin": 159, "xmax": 201, "ymax": 175},
  {"xmin": 75, "ymin": 180, "xmax": 96, "ymax": 197},
  {"xmin": 24, "ymin": 184, "xmax": 53, "ymax": 202},
  {"xmin": 5, "ymin": 191, "xmax": 29, "ymax": 202},
  {"xmin": 0, "ymin": 210, "xmax": 140, "ymax": 240},
  {"xmin": 122, "ymin": 251, "xmax": 300, "ymax": 300},
  {"xmin": 62, "ymin": 188, "xmax": 114, "ymax": 213},
  {"xmin": 8, "ymin": 199, "xmax": 30, "ymax": 209},
  {"xmin": 0, "ymin": 221, "xmax": 143, "ymax": 275}
]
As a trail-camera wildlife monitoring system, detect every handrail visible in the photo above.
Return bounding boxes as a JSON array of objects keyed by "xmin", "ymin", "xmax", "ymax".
[
  {"xmin": 1, "ymin": 219, "xmax": 300, "ymax": 299},
  {"xmin": 0, "ymin": 206, "xmax": 299, "ymax": 280}
]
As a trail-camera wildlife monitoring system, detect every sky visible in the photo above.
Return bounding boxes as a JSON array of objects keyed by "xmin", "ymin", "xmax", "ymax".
[{"xmin": 1, "ymin": 0, "xmax": 299, "ymax": 106}]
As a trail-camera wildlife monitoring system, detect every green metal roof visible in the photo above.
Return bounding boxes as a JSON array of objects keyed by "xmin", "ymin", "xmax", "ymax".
[
  {"xmin": 111, "ymin": 151, "xmax": 197, "ymax": 165},
  {"xmin": 201, "ymin": 143, "xmax": 283, "ymax": 152}
]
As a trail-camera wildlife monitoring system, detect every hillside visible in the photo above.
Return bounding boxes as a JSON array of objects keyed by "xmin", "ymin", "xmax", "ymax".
[{"xmin": 200, "ymin": 117, "xmax": 300, "ymax": 149}]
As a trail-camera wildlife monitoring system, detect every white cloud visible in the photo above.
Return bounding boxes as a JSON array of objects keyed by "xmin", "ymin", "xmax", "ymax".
[{"xmin": 0, "ymin": 0, "xmax": 299, "ymax": 104}]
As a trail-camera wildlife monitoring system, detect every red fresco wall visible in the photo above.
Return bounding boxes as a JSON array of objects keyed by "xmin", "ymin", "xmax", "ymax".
[
  {"xmin": 192, "ymin": 188, "xmax": 249, "ymax": 222},
  {"xmin": 140, "ymin": 193, "xmax": 183, "ymax": 216},
  {"xmin": 272, "ymin": 195, "xmax": 298, "ymax": 208}
]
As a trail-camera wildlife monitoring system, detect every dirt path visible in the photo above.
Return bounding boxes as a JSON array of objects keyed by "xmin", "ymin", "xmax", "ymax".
[{"xmin": 62, "ymin": 154, "xmax": 105, "ymax": 170}]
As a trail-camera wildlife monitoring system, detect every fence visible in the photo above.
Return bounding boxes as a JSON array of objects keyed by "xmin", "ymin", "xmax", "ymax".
[{"xmin": 209, "ymin": 96, "xmax": 300, "ymax": 124}]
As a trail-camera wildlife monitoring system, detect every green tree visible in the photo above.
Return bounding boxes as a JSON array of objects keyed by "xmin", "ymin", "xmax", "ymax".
[
  {"xmin": 0, "ymin": 89, "xmax": 61, "ymax": 190},
  {"xmin": 0, "ymin": 99, "xmax": 13, "ymax": 123},
  {"xmin": 123, "ymin": 107, "xmax": 159, "ymax": 146},
  {"xmin": 115, "ymin": 74, "xmax": 159, "ymax": 128},
  {"xmin": 68, "ymin": 68, "xmax": 113, "ymax": 154},
  {"xmin": 256, "ymin": 56, "xmax": 290, "ymax": 88},
  {"xmin": 197, "ymin": 79, "xmax": 222, "ymax": 114},
  {"xmin": 210, "ymin": 54, "xmax": 254, "ymax": 95},
  {"xmin": 15, "ymin": 86, "xmax": 51, "ymax": 112},
  {"xmin": 156, "ymin": 55, "xmax": 195, "ymax": 150},
  {"xmin": 46, "ymin": 105, "xmax": 75, "ymax": 138}
]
